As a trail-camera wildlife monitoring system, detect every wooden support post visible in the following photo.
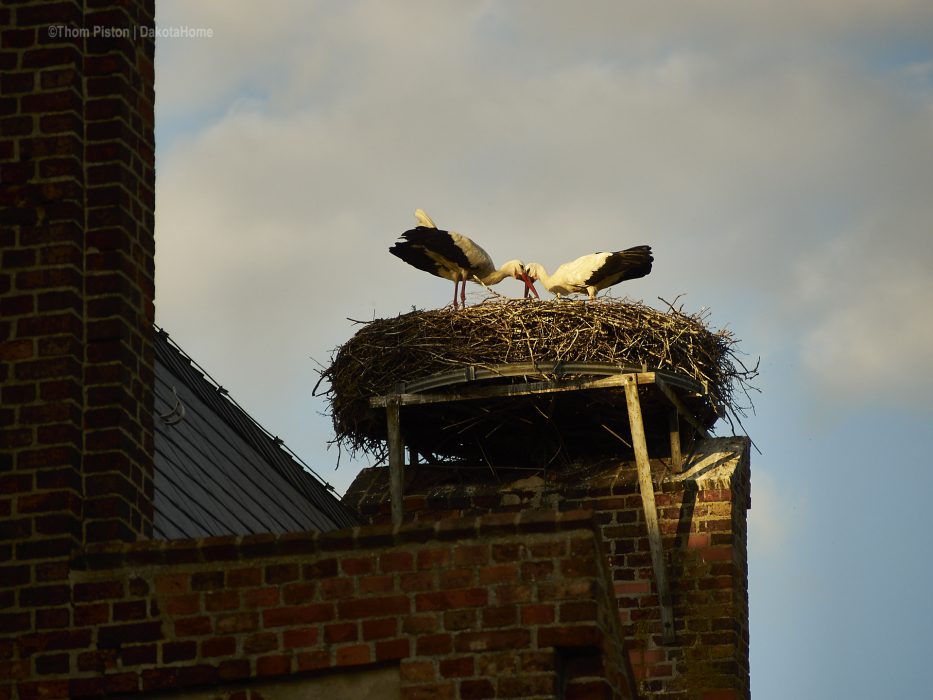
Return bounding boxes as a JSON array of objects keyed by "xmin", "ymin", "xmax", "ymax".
[
  {"xmin": 654, "ymin": 377, "xmax": 711, "ymax": 439},
  {"xmin": 386, "ymin": 396, "xmax": 404, "ymax": 527},
  {"xmin": 668, "ymin": 409, "xmax": 682, "ymax": 472},
  {"xmin": 623, "ymin": 375, "xmax": 675, "ymax": 644}
]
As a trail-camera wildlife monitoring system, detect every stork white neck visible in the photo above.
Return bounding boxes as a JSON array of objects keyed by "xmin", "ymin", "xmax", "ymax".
[
  {"xmin": 524, "ymin": 262, "xmax": 555, "ymax": 291},
  {"xmin": 478, "ymin": 259, "xmax": 523, "ymax": 285}
]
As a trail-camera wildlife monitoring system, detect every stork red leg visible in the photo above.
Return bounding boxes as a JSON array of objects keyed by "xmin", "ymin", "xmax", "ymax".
[{"xmin": 460, "ymin": 276, "xmax": 467, "ymax": 308}]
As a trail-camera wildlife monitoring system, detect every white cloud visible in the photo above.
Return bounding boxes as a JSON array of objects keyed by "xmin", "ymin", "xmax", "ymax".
[
  {"xmin": 153, "ymin": 3, "xmax": 933, "ymax": 488},
  {"xmin": 796, "ymin": 233, "xmax": 933, "ymax": 400}
]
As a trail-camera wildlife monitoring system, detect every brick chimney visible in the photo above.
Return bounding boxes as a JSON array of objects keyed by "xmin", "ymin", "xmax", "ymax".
[
  {"xmin": 345, "ymin": 437, "xmax": 752, "ymax": 699},
  {"xmin": 1, "ymin": 0, "xmax": 156, "ymax": 649}
]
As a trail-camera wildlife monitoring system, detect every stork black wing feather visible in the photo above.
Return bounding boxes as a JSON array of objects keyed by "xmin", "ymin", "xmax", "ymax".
[
  {"xmin": 389, "ymin": 226, "xmax": 473, "ymax": 273},
  {"xmin": 585, "ymin": 245, "xmax": 653, "ymax": 287},
  {"xmin": 389, "ymin": 230, "xmax": 444, "ymax": 276}
]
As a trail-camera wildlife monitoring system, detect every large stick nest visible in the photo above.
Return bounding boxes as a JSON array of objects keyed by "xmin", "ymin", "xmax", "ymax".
[{"xmin": 316, "ymin": 297, "xmax": 758, "ymax": 466}]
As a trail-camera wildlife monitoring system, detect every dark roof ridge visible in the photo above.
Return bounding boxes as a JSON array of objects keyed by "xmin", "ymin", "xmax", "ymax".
[{"xmin": 153, "ymin": 324, "xmax": 357, "ymax": 530}]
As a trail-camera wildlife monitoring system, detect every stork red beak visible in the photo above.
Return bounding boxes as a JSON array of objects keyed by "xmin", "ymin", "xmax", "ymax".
[{"xmin": 521, "ymin": 272, "xmax": 540, "ymax": 299}]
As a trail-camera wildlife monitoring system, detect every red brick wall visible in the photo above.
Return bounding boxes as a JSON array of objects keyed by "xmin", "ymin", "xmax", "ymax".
[
  {"xmin": 1, "ymin": 0, "xmax": 156, "ymax": 549},
  {"xmin": 345, "ymin": 437, "xmax": 751, "ymax": 700},
  {"xmin": 80, "ymin": 0, "xmax": 157, "ymax": 545},
  {"xmin": 2, "ymin": 3, "xmax": 155, "ymax": 698},
  {"xmin": 6, "ymin": 511, "xmax": 638, "ymax": 699}
]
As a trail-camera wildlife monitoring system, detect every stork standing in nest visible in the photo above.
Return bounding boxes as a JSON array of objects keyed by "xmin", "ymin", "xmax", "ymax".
[
  {"xmin": 525, "ymin": 246, "xmax": 653, "ymax": 301},
  {"xmin": 390, "ymin": 209, "xmax": 539, "ymax": 309}
]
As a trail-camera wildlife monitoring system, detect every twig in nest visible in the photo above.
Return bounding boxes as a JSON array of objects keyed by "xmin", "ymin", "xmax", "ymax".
[{"xmin": 317, "ymin": 298, "xmax": 758, "ymax": 462}]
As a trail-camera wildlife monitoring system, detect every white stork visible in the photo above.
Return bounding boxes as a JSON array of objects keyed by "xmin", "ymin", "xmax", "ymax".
[
  {"xmin": 525, "ymin": 246, "xmax": 653, "ymax": 300},
  {"xmin": 390, "ymin": 210, "xmax": 540, "ymax": 309}
]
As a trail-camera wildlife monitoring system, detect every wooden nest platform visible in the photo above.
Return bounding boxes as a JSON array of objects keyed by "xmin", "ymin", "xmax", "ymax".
[{"xmin": 317, "ymin": 298, "xmax": 756, "ymax": 467}]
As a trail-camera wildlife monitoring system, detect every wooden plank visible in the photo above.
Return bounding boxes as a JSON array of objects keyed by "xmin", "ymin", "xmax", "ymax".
[
  {"xmin": 642, "ymin": 368, "xmax": 705, "ymax": 395},
  {"xmin": 655, "ymin": 377, "xmax": 712, "ymax": 439},
  {"xmin": 400, "ymin": 361, "xmax": 652, "ymax": 394},
  {"xmin": 668, "ymin": 409, "xmax": 682, "ymax": 472},
  {"xmin": 372, "ymin": 367, "xmax": 707, "ymax": 410},
  {"xmin": 654, "ymin": 376, "xmax": 711, "ymax": 439},
  {"xmin": 400, "ymin": 362, "xmax": 705, "ymax": 395},
  {"xmin": 385, "ymin": 397, "xmax": 404, "ymax": 526},
  {"xmin": 623, "ymin": 374, "xmax": 675, "ymax": 644},
  {"xmin": 372, "ymin": 373, "xmax": 647, "ymax": 408}
]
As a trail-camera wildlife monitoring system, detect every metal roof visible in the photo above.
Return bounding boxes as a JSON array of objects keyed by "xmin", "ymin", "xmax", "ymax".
[{"xmin": 153, "ymin": 326, "xmax": 357, "ymax": 539}]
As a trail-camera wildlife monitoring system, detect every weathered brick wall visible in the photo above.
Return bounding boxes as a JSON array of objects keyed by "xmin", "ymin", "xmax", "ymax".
[
  {"xmin": 6, "ymin": 511, "xmax": 637, "ymax": 699},
  {"xmin": 2, "ymin": 3, "xmax": 156, "ymax": 698},
  {"xmin": 79, "ymin": 0, "xmax": 157, "ymax": 545},
  {"xmin": 1, "ymin": 0, "xmax": 156, "ymax": 550},
  {"xmin": 345, "ymin": 437, "xmax": 751, "ymax": 700}
]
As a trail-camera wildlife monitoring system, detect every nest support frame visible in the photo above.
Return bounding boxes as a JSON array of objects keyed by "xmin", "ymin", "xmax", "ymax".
[
  {"xmin": 369, "ymin": 362, "xmax": 717, "ymax": 469},
  {"xmin": 370, "ymin": 361, "xmax": 712, "ymax": 644}
]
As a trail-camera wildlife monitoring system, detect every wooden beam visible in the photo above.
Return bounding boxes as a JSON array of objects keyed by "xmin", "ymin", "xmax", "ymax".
[
  {"xmin": 668, "ymin": 409, "xmax": 682, "ymax": 472},
  {"xmin": 398, "ymin": 361, "xmax": 705, "ymax": 395},
  {"xmin": 372, "ymin": 368, "xmax": 707, "ymax": 410},
  {"xmin": 372, "ymin": 372, "xmax": 647, "ymax": 408},
  {"xmin": 654, "ymin": 376, "xmax": 711, "ymax": 439},
  {"xmin": 385, "ymin": 397, "xmax": 404, "ymax": 526},
  {"xmin": 623, "ymin": 375, "xmax": 675, "ymax": 644},
  {"xmin": 400, "ymin": 361, "xmax": 651, "ymax": 394}
]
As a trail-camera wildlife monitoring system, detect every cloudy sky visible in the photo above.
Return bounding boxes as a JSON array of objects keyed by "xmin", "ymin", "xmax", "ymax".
[{"xmin": 152, "ymin": 3, "xmax": 933, "ymax": 697}]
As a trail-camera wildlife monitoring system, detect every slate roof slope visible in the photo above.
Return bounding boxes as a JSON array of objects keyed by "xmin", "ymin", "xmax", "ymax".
[{"xmin": 153, "ymin": 326, "xmax": 357, "ymax": 539}]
